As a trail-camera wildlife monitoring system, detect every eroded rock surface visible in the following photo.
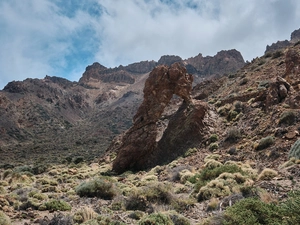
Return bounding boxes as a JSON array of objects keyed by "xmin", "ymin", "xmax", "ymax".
[{"xmin": 112, "ymin": 63, "xmax": 211, "ymax": 173}]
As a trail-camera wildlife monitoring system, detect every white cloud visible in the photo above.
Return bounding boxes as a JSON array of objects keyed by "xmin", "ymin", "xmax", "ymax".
[{"xmin": 0, "ymin": 0, "xmax": 300, "ymax": 89}]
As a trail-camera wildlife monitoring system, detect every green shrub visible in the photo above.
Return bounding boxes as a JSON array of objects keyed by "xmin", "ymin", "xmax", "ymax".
[
  {"xmin": 280, "ymin": 190, "xmax": 300, "ymax": 224},
  {"xmin": 0, "ymin": 211, "xmax": 11, "ymax": 225},
  {"xmin": 227, "ymin": 110, "xmax": 238, "ymax": 121},
  {"xmin": 75, "ymin": 177, "xmax": 116, "ymax": 200},
  {"xmin": 222, "ymin": 197, "xmax": 282, "ymax": 225},
  {"xmin": 44, "ymin": 199, "xmax": 71, "ymax": 211},
  {"xmin": 209, "ymin": 134, "xmax": 219, "ymax": 143},
  {"xmin": 209, "ymin": 143, "xmax": 219, "ymax": 151},
  {"xmin": 255, "ymin": 136, "xmax": 274, "ymax": 150},
  {"xmin": 138, "ymin": 213, "xmax": 173, "ymax": 225},
  {"xmin": 289, "ymin": 139, "xmax": 300, "ymax": 160},
  {"xmin": 279, "ymin": 111, "xmax": 296, "ymax": 126},
  {"xmin": 189, "ymin": 164, "xmax": 244, "ymax": 192}
]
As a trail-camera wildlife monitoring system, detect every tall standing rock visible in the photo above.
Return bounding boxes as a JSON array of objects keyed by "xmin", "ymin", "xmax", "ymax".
[{"xmin": 112, "ymin": 63, "xmax": 211, "ymax": 174}]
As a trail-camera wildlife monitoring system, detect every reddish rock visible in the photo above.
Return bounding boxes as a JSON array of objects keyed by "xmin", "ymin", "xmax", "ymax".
[{"xmin": 111, "ymin": 63, "xmax": 213, "ymax": 173}]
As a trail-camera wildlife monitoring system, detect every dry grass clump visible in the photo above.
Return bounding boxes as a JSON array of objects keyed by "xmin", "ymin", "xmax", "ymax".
[
  {"xmin": 258, "ymin": 168, "xmax": 278, "ymax": 180},
  {"xmin": 197, "ymin": 172, "xmax": 251, "ymax": 201},
  {"xmin": 203, "ymin": 159, "xmax": 222, "ymax": 169},
  {"xmin": 0, "ymin": 211, "xmax": 11, "ymax": 225},
  {"xmin": 73, "ymin": 206, "xmax": 98, "ymax": 223},
  {"xmin": 125, "ymin": 182, "xmax": 194, "ymax": 212}
]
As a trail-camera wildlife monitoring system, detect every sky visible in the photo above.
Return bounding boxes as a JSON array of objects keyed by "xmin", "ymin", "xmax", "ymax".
[{"xmin": 0, "ymin": 0, "xmax": 300, "ymax": 90}]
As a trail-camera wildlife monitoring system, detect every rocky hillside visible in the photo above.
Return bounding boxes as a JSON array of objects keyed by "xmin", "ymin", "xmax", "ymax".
[
  {"xmin": 1, "ymin": 28, "xmax": 300, "ymax": 225},
  {"xmin": 0, "ymin": 50, "xmax": 244, "ymax": 166},
  {"xmin": 0, "ymin": 32, "xmax": 300, "ymax": 225}
]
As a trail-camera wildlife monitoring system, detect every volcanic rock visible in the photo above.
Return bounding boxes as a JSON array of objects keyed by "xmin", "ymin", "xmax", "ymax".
[
  {"xmin": 291, "ymin": 28, "xmax": 300, "ymax": 43},
  {"xmin": 157, "ymin": 55, "xmax": 183, "ymax": 66},
  {"xmin": 111, "ymin": 63, "xmax": 212, "ymax": 173}
]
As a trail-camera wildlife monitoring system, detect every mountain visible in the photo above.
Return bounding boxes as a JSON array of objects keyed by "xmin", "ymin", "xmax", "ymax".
[
  {"xmin": 1, "ymin": 29, "xmax": 300, "ymax": 225},
  {"xmin": 0, "ymin": 50, "xmax": 244, "ymax": 165}
]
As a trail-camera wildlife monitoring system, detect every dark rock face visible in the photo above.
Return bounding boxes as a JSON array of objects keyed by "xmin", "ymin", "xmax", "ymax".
[
  {"xmin": 111, "ymin": 63, "xmax": 211, "ymax": 173},
  {"xmin": 79, "ymin": 63, "xmax": 135, "ymax": 85},
  {"xmin": 157, "ymin": 55, "xmax": 183, "ymax": 66},
  {"xmin": 265, "ymin": 40, "xmax": 290, "ymax": 54},
  {"xmin": 3, "ymin": 81, "xmax": 28, "ymax": 93},
  {"xmin": 125, "ymin": 61, "xmax": 157, "ymax": 74},
  {"xmin": 185, "ymin": 49, "xmax": 245, "ymax": 76},
  {"xmin": 291, "ymin": 28, "xmax": 300, "ymax": 43}
]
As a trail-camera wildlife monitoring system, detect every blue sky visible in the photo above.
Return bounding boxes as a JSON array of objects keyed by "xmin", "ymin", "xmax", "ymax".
[{"xmin": 0, "ymin": 0, "xmax": 300, "ymax": 89}]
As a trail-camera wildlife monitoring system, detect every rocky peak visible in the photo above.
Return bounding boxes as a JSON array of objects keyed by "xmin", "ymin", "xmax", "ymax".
[
  {"xmin": 185, "ymin": 49, "xmax": 245, "ymax": 76},
  {"xmin": 124, "ymin": 60, "xmax": 157, "ymax": 74},
  {"xmin": 265, "ymin": 28, "xmax": 300, "ymax": 54},
  {"xmin": 157, "ymin": 55, "xmax": 183, "ymax": 66},
  {"xmin": 291, "ymin": 28, "xmax": 300, "ymax": 43}
]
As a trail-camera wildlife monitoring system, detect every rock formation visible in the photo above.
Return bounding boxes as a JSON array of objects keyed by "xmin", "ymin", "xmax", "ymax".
[
  {"xmin": 112, "ymin": 63, "xmax": 212, "ymax": 173},
  {"xmin": 291, "ymin": 28, "xmax": 300, "ymax": 43}
]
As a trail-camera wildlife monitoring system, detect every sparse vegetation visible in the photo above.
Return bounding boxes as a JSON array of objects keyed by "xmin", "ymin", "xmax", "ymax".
[
  {"xmin": 279, "ymin": 111, "xmax": 296, "ymax": 126},
  {"xmin": 43, "ymin": 199, "xmax": 71, "ymax": 211},
  {"xmin": 138, "ymin": 213, "xmax": 173, "ymax": 225},
  {"xmin": 258, "ymin": 168, "xmax": 278, "ymax": 180},
  {"xmin": 224, "ymin": 128, "xmax": 241, "ymax": 143},
  {"xmin": 75, "ymin": 177, "xmax": 117, "ymax": 199},
  {"xmin": 289, "ymin": 139, "xmax": 300, "ymax": 160},
  {"xmin": 0, "ymin": 211, "xmax": 11, "ymax": 225},
  {"xmin": 254, "ymin": 136, "xmax": 274, "ymax": 150}
]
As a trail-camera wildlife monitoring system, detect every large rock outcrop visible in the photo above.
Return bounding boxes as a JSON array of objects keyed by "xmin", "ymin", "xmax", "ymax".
[{"xmin": 111, "ymin": 63, "xmax": 212, "ymax": 173}]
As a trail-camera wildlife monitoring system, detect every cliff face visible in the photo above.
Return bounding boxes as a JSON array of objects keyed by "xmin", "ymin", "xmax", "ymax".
[{"xmin": 184, "ymin": 49, "xmax": 245, "ymax": 76}]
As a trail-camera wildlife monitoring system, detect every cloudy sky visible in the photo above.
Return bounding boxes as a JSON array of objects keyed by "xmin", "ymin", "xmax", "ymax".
[{"xmin": 0, "ymin": 0, "xmax": 300, "ymax": 89}]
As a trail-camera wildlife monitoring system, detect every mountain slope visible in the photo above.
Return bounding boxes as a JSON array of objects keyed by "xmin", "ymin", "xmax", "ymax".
[{"xmin": 0, "ymin": 50, "xmax": 244, "ymax": 165}]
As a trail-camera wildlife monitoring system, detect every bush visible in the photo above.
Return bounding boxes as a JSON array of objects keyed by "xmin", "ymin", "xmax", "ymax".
[
  {"xmin": 189, "ymin": 164, "xmax": 244, "ymax": 193},
  {"xmin": 0, "ymin": 211, "xmax": 11, "ymax": 225},
  {"xmin": 280, "ymin": 190, "xmax": 300, "ymax": 224},
  {"xmin": 138, "ymin": 213, "xmax": 173, "ymax": 225},
  {"xmin": 73, "ymin": 207, "xmax": 98, "ymax": 224},
  {"xmin": 209, "ymin": 134, "xmax": 219, "ymax": 143},
  {"xmin": 225, "ymin": 128, "xmax": 241, "ymax": 143},
  {"xmin": 289, "ymin": 139, "xmax": 300, "ymax": 160},
  {"xmin": 209, "ymin": 143, "xmax": 219, "ymax": 151},
  {"xmin": 126, "ymin": 183, "xmax": 173, "ymax": 211},
  {"xmin": 255, "ymin": 136, "xmax": 274, "ymax": 150},
  {"xmin": 279, "ymin": 111, "xmax": 296, "ymax": 126},
  {"xmin": 75, "ymin": 177, "xmax": 116, "ymax": 200},
  {"xmin": 258, "ymin": 168, "xmax": 278, "ymax": 180},
  {"xmin": 222, "ymin": 191, "xmax": 300, "ymax": 225},
  {"xmin": 222, "ymin": 197, "xmax": 282, "ymax": 225},
  {"xmin": 44, "ymin": 199, "xmax": 71, "ymax": 211}
]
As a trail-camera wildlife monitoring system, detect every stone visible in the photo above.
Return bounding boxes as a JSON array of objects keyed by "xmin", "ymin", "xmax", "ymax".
[{"xmin": 111, "ymin": 63, "xmax": 212, "ymax": 174}]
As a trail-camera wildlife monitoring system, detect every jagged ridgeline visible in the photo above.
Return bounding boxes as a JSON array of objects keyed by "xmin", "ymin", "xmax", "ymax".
[{"xmin": 0, "ymin": 50, "xmax": 244, "ymax": 165}]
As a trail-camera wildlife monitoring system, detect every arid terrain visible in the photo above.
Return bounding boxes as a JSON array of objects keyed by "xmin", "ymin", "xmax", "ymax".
[{"xmin": 1, "ymin": 29, "xmax": 300, "ymax": 225}]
